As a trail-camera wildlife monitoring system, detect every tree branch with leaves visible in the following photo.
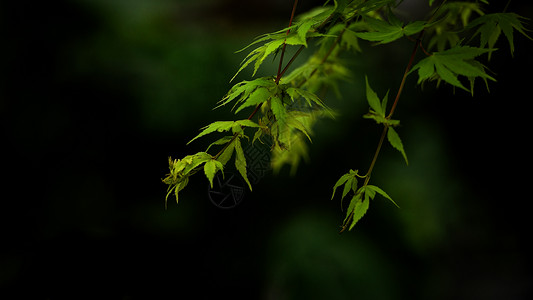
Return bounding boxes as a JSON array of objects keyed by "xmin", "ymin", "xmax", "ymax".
[{"xmin": 162, "ymin": 0, "xmax": 531, "ymax": 232}]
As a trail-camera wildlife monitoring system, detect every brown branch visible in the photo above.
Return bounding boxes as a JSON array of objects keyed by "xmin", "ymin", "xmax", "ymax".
[{"xmin": 275, "ymin": 0, "xmax": 299, "ymax": 84}]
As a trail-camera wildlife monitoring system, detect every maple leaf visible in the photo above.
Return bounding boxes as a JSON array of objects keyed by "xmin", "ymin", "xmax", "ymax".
[
  {"xmin": 467, "ymin": 13, "xmax": 532, "ymax": 59},
  {"xmin": 410, "ymin": 45, "xmax": 495, "ymax": 93},
  {"xmin": 355, "ymin": 16, "xmax": 427, "ymax": 44}
]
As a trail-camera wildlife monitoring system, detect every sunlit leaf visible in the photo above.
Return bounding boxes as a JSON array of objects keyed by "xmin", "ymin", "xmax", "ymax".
[{"xmin": 234, "ymin": 137, "xmax": 252, "ymax": 190}]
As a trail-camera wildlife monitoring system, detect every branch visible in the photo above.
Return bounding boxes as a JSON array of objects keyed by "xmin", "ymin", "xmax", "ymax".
[{"xmin": 275, "ymin": 0, "xmax": 299, "ymax": 84}]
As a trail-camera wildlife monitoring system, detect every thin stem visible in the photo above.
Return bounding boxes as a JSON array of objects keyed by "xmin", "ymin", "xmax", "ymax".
[
  {"xmin": 386, "ymin": 30, "xmax": 424, "ymax": 119},
  {"xmin": 354, "ymin": 1, "xmax": 451, "ymax": 204},
  {"xmin": 503, "ymin": 0, "xmax": 511, "ymax": 13},
  {"xmin": 385, "ymin": 0, "xmax": 447, "ymax": 119},
  {"xmin": 363, "ymin": 125, "xmax": 388, "ymax": 183},
  {"xmin": 276, "ymin": 0, "xmax": 299, "ymax": 84},
  {"xmin": 216, "ymin": 0, "xmax": 299, "ymax": 159},
  {"xmin": 277, "ymin": 45, "xmax": 305, "ymax": 83},
  {"xmin": 214, "ymin": 98, "xmax": 264, "ymax": 160}
]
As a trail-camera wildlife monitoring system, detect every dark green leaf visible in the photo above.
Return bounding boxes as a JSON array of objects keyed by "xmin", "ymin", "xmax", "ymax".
[
  {"xmin": 365, "ymin": 76, "xmax": 384, "ymax": 116},
  {"xmin": 355, "ymin": 16, "xmax": 427, "ymax": 44},
  {"xmin": 467, "ymin": 13, "xmax": 532, "ymax": 59},
  {"xmin": 331, "ymin": 170, "xmax": 358, "ymax": 200}
]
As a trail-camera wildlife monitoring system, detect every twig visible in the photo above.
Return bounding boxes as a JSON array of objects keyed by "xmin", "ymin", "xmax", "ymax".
[{"xmin": 275, "ymin": 0, "xmax": 299, "ymax": 84}]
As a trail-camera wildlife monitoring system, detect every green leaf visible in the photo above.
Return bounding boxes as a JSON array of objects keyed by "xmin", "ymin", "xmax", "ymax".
[
  {"xmin": 203, "ymin": 160, "xmax": 217, "ymax": 188},
  {"xmin": 365, "ymin": 76, "xmax": 384, "ymax": 116},
  {"xmin": 234, "ymin": 87, "xmax": 271, "ymax": 113},
  {"xmin": 331, "ymin": 170, "xmax": 359, "ymax": 200},
  {"xmin": 165, "ymin": 176, "xmax": 190, "ymax": 209},
  {"xmin": 387, "ymin": 127, "xmax": 408, "ymax": 165},
  {"xmin": 217, "ymin": 140, "xmax": 235, "ymax": 165},
  {"xmin": 297, "ymin": 19, "xmax": 316, "ymax": 47},
  {"xmin": 285, "ymin": 113, "xmax": 312, "ymax": 142},
  {"xmin": 188, "ymin": 120, "xmax": 262, "ymax": 144},
  {"xmin": 174, "ymin": 177, "xmax": 189, "ymax": 203},
  {"xmin": 182, "ymin": 152, "xmax": 212, "ymax": 174},
  {"xmin": 363, "ymin": 113, "xmax": 400, "ymax": 126},
  {"xmin": 231, "ymin": 19, "xmax": 328, "ymax": 80},
  {"xmin": 343, "ymin": 192, "xmax": 358, "ymax": 223},
  {"xmin": 234, "ymin": 137, "xmax": 252, "ymax": 191},
  {"xmin": 331, "ymin": 173, "xmax": 351, "ymax": 200},
  {"xmin": 410, "ymin": 45, "xmax": 495, "ymax": 92},
  {"xmin": 204, "ymin": 159, "xmax": 224, "ymax": 188},
  {"xmin": 218, "ymin": 77, "xmax": 276, "ymax": 109},
  {"xmin": 467, "ymin": 13, "xmax": 532, "ymax": 59},
  {"xmin": 366, "ymin": 185, "xmax": 399, "ymax": 208},
  {"xmin": 235, "ymin": 119, "xmax": 263, "ymax": 129},
  {"xmin": 341, "ymin": 29, "xmax": 362, "ymax": 52},
  {"xmin": 355, "ymin": 16, "xmax": 427, "ymax": 44},
  {"xmin": 270, "ymin": 95, "xmax": 287, "ymax": 129},
  {"xmin": 206, "ymin": 136, "xmax": 234, "ymax": 152},
  {"xmin": 188, "ymin": 121, "xmax": 235, "ymax": 144},
  {"xmin": 348, "ymin": 194, "xmax": 370, "ymax": 231},
  {"xmin": 286, "ymin": 87, "xmax": 332, "ymax": 114},
  {"xmin": 342, "ymin": 177, "xmax": 355, "ymax": 200}
]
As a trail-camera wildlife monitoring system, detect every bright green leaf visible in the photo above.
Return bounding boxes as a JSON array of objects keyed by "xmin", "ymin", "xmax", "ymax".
[
  {"xmin": 218, "ymin": 140, "xmax": 235, "ymax": 165},
  {"xmin": 387, "ymin": 127, "xmax": 408, "ymax": 165},
  {"xmin": 234, "ymin": 87, "xmax": 271, "ymax": 113},
  {"xmin": 188, "ymin": 120, "xmax": 262, "ymax": 144},
  {"xmin": 187, "ymin": 121, "xmax": 235, "ymax": 144},
  {"xmin": 234, "ymin": 137, "xmax": 252, "ymax": 191},
  {"xmin": 204, "ymin": 159, "xmax": 224, "ymax": 188},
  {"xmin": 203, "ymin": 160, "xmax": 217, "ymax": 188},
  {"xmin": 366, "ymin": 185, "xmax": 399, "ymax": 208},
  {"xmin": 270, "ymin": 95, "xmax": 287, "ymax": 129},
  {"xmin": 206, "ymin": 136, "xmax": 234, "ymax": 152}
]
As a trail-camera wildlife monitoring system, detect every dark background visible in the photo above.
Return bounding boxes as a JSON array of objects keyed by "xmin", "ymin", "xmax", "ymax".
[{"xmin": 2, "ymin": 0, "xmax": 532, "ymax": 298}]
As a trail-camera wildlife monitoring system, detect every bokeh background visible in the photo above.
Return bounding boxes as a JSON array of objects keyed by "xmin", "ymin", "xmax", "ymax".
[{"xmin": 2, "ymin": 0, "xmax": 532, "ymax": 298}]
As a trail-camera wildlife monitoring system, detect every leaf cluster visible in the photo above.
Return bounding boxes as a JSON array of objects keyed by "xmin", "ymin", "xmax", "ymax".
[
  {"xmin": 162, "ymin": 153, "xmax": 222, "ymax": 208},
  {"xmin": 331, "ymin": 169, "xmax": 398, "ymax": 231}
]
